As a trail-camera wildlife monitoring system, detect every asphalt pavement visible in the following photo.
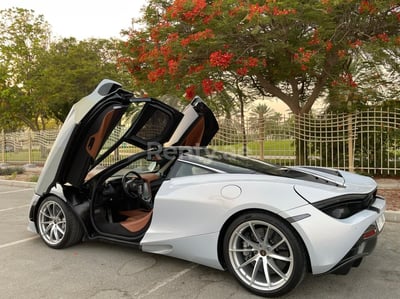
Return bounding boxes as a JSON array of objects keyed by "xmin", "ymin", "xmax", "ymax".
[{"xmin": 0, "ymin": 184, "xmax": 399, "ymax": 299}]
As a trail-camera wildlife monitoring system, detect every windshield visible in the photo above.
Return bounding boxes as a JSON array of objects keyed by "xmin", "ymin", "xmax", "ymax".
[{"xmin": 180, "ymin": 149, "xmax": 283, "ymax": 175}]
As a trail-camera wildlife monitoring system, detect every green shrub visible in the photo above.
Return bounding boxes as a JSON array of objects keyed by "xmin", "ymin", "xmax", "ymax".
[
  {"xmin": 29, "ymin": 175, "xmax": 39, "ymax": 182},
  {"xmin": 0, "ymin": 167, "xmax": 25, "ymax": 176}
]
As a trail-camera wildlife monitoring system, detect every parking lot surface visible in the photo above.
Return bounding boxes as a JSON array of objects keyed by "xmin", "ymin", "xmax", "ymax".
[{"xmin": 1, "ymin": 185, "xmax": 399, "ymax": 299}]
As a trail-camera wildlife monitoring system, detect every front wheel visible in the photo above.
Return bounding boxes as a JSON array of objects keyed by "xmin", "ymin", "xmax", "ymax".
[
  {"xmin": 37, "ymin": 196, "xmax": 83, "ymax": 249},
  {"xmin": 223, "ymin": 212, "xmax": 306, "ymax": 297}
]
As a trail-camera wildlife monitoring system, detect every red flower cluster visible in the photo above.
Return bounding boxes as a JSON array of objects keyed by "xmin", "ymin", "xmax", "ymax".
[
  {"xmin": 185, "ymin": 85, "xmax": 196, "ymax": 100},
  {"xmin": 247, "ymin": 57, "xmax": 259, "ymax": 67},
  {"xmin": 188, "ymin": 64, "xmax": 205, "ymax": 74},
  {"xmin": 168, "ymin": 59, "xmax": 179, "ymax": 75},
  {"xmin": 331, "ymin": 73, "xmax": 357, "ymax": 88},
  {"xmin": 147, "ymin": 68, "xmax": 166, "ymax": 82},
  {"xmin": 247, "ymin": 3, "xmax": 296, "ymax": 20},
  {"xmin": 138, "ymin": 46, "xmax": 163, "ymax": 63},
  {"xmin": 167, "ymin": 32, "xmax": 180, "ymax": 42},
  {"xmin": 150, "ymin": 21, "xmax": 171, "ymax": 42},
  {"xmin": 349, "ymin": 39, "xmax": 363, "ymax": 48},
  {"xmin": 308, "ymin": 30, "xmax": 320, "ymax": 46},
  {"xmin": 325, "ymin": 40, "xmax": 333, "ymax": 52},
  {"xmin": 201, "ymin": 1, "xmax": 223, "ymax": 24},
  {"xmin": 272, "ymin": 6, "xmax": 296, "ymax": 16},
  {"xmin": 209, "ymin": 50, "xmax": 234, "ymax": 69},
  {"xmin": 235, "ymin": 56, "xmax": 261, "ymax": 76},
  {"xmin": 180, "ymin": 28, "xmax": 214, "ymax": 46},
  {"xmin": 228, "ymin": 6, "xmax": 242, "ymax": 17},
  {"xmin": 214, "ymin": 81, "xmax": 224, "ymax": 91},
  {"xmin": 167, "ymin": 0, "xmax": 207, "ymax": 22},
  {"xmin": 359, "ymin": 0, "xmax": 376, "ymax": 14},
  {"xmin": 377, "ymin": 33, "xmax": 389, "ymax": 43},
  {"xmin": 184, "ymin": 79, "xmax": 224, "ymax": 99},
  {"xmin": 293, "ymin": 48, "xmax": 316, "ymax": 70},
  {"xmin": 248, "ymin": 3, "xmax": 270, "ymax": 19},
  {"xmin": 202, "ymin": 79, "xmax": 224, "ymax": 95},
  {"xmin": 236, "ymin": 67, "xmax": 248, "ymax": 76},
  {"xmin": 337, "ymin": 49, "xmax": 346, "ymax": 58},
  {"xmin": 160, "ymin": 45, "xmax": 172, "ymax": 58},
  {"xmin": 342, "ymin": 73, "xmax": 357, "ymax": 88},
  {"xmin": 183, "ymin": 0, "xmax": 207, "ymax": 21}
]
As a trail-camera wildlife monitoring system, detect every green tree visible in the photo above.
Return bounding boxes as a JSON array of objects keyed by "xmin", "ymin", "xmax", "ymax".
[
  {"xmin": 0, "ymin": 8, "xmax": 51, "ymax": 130},
  {"xmin": 120, "ymin": 0, "xmax": 399, "ymax": 162},
  {"xmin": 0, "ymin": 8, "xmax": 133, "ymax": 129},
  {"xmin": 326, "ymin": 39, "xmax": 400, "ymax": 113},
  {"xmin": 35, "ymin": 37, "xmax": 132, "ymax": 122}
]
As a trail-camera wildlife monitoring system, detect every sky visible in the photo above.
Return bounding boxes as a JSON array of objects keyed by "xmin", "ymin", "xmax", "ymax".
[{"xmin": 0, "ymin": 0, "xmax": 148, "ymax": 40}]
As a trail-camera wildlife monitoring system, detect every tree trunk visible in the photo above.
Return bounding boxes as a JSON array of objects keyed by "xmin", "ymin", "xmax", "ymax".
[
  {"xmin": 295, "ymin": 115, "xmax": 307, "ymax": 165},
  {"xmin": 295, "ymin": 138, "xmax": 307, "ymax": 165},
  {"xmin": 239, "ymin": 95, "xmax": 247, "ymax": 156},
  {"xmin": 1, "ymin": 130, "xmax": 5, "ymax": 163},
  {"xmin": 258, "ymin": 115, "xmax": 265, "ymax": 160}
]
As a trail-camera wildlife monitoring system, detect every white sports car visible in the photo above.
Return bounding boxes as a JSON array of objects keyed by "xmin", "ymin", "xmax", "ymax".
[{"xmin": 28, "ymin": 80, "xmax": 386, "ymax": 297}]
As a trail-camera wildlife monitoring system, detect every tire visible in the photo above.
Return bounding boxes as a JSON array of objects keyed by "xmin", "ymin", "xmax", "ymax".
[
  {"xmin": 37, "ymin": 196, "xmax": 83, "ymax": 249},
  {"xmin": 223, "ymin": 212, "xmax": 306, "ymax": 297}
]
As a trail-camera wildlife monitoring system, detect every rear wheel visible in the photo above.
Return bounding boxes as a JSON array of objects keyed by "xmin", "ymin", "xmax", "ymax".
[
  {"xmin": 37, "ymin": 196, "xmax": 83, "ymax": 249},
  {"xmin": 223, "ymin": 212, "xmax": 306, "ymax": 297}
]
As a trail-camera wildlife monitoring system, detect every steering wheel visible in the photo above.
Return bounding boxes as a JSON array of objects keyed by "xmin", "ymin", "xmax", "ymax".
[{"xmin": 121, "ymin": 170, "xmax": 153, "ymax": 209}]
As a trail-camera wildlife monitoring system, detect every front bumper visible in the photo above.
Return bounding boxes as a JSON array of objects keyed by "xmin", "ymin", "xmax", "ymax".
[
  {"xmin": 28, "ymin": 220, "xmax": 37, "ymax": 233},
  {"xmin": 27, "ymin": 193, "xmax": 41, "ymax": 234}
]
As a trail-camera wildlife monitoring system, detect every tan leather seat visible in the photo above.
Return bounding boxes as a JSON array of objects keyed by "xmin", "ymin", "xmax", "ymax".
[
  {"xmin": 120, "ymin": 210, "xmax": 153, "ymax": 232},
  {"xmin": 119, "ymin": 172, "xmax": 159, "ymax": 233}
]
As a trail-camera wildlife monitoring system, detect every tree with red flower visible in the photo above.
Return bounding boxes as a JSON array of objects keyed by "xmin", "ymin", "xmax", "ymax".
[
  {"xmin": 120, "ymin": 0, "xmax": 399, "ymax": 162},
  {"xmin": 121, "ymin": 0, "xmax": 398, "ymax": 113}
]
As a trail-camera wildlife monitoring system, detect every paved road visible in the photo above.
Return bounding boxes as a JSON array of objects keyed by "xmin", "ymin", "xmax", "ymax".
[{"xmin": 0, "ymin": 186, "xmax": 399, "ymax": 299}]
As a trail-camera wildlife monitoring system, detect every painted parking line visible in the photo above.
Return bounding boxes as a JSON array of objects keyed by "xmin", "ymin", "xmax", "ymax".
[
  {"xmin": 0, "ymin": 188, "xmax": 33, "ymax": 195},
  {"xmin": 136, "ymin": 264, "xmax": 198, "ymax": 298},
  {"xmin": 0, "ymin": 236, "xmax": 39, "ymax": 249},
  {"xmin": 0, "ymin": 204, "xmax": 30, "ymax": 212}
]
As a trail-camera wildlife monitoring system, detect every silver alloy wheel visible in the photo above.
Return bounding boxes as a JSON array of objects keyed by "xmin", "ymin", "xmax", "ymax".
[
  {"xmin": 38, "ymin": 200, "xmax": 67, "ymax": 245},
  {"xmin": 228, "ymin": 220, "xmax": 294, "ymax": 292}
]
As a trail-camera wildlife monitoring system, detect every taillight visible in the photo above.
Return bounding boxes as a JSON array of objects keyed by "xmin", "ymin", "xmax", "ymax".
[{"xmin": 362, "ymin": 228, "xmax": 377, "ymax": 239}]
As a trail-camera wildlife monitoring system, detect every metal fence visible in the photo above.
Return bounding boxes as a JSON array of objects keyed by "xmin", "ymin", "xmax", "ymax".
[{"xmin": 1, "ymin": 108, "xmax": 400, "ymax": 175}]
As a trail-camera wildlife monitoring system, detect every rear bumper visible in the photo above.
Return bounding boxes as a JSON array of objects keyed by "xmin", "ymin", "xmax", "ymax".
[
  {"xmin": 328, "ymin": 221, "xmax": 381, "ymax": 274},
  {"xmin": 283, "ymin": 196, "xmax": 386, "ymax": 274}
]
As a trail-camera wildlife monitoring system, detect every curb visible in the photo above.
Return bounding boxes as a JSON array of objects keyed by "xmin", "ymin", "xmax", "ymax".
[
  {"xmin": 0, "ymin": 180, "xmax": 36, "ymax": 188},
  {"xmin": 384, "ymin": 210, "xmax": 400, "ymax": 223},
  {"xmin": 376, "ymin": 180, "xmax": 400, "ymax": 190},
  {"xmin": 0, "ymin": 179, "xmax": 399, "ymax": 223}
]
